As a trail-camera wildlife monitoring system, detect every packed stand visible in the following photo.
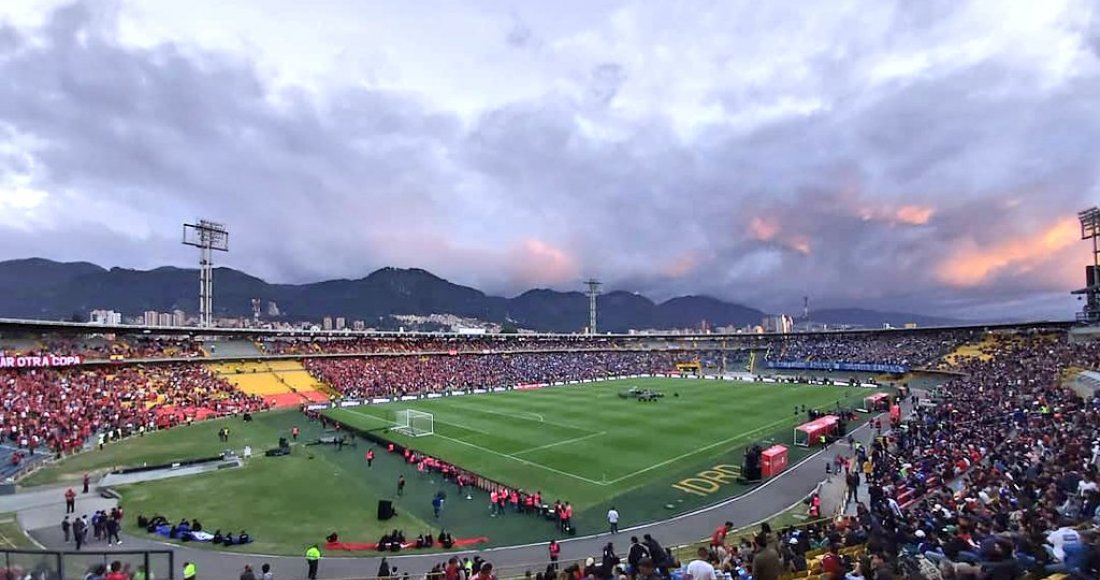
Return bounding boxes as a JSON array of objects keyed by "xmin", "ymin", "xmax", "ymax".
[
  {"xmin": 258, "ymin": 337, "xmax": 640, "ymax": 356},
  {"xmin": 686, "ymin": 333, "xmax": 1100, "ymax": 579},
  {"xmin": 0, "ymin": 364, "xmax": 267, "ymax": 460},
  {"xmin": 304, "ymin": 351, "xmax": 683, "ymax": 399},
  {"xmin": 2, "ymin": 335, "xmax": 205, "ymax": 360},
  {"xmin": 768, "ymin": 330, "xmax": 976, "ymax": 369}
]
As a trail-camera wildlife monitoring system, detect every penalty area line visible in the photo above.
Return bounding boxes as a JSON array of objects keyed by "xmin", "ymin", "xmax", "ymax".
[
  {"xmin": 513, "ymin": 431, "xmax": 607, "ymax": 456},
  {"xmin": 429, "ymin": 432, "xmax": 608, "ymax": 486},
  {"xmin": 605, "ymin": 413, "xmax": 800, "ymax": 485}
]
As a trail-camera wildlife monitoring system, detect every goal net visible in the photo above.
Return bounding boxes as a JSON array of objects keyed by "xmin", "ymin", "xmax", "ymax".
[{"xmin": 394, "ymin": 409, "xmax": 435, "ymax": 437}]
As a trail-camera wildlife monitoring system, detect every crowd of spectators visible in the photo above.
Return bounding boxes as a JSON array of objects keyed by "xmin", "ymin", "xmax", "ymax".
[
  {"xmin": 258, "ymin": 337, "xmax": 644, "ymax": 356},
  {"xmin": 3, "ymin": 336, "xmax": 205, "ymax": 360},
  {"xmin": 688, "ymin": 333, "xmax": 1100, "ymax": 579},
  {"xmin": 0, "ymin": 364, "xmax": 267, "ymax": 459},
  {"xmin": 303, "ymin": 351, "xmax": 684, "ymax": 399},
  {"xmin": 767, "ymin": 330, "xmax": 977, "ymax": 369}
]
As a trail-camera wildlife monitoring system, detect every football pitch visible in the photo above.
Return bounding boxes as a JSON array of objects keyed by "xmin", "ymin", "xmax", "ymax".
[
  {"xmin": 22, "ymin": 377, "xmax": 873, "ymax": 553},
  {"xmin": 326, "ymin": 378, "xmax": 865, "ymax": 519}
]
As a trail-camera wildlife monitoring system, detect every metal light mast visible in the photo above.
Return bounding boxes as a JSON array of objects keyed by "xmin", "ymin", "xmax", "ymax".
[
  {"xmin": 182, "ymin": 220, "xmax": 229, "ymax": 328},
  {"xmin": 585, "ymin": 278, "xmax": 601, "ymax": 334},
  {"xmin": 1073, "ymin": 207, "xmax": 1100, "ymax": 324}
]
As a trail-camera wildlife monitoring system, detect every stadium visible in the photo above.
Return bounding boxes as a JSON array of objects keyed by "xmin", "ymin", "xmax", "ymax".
[
  {"xmin": 3, "ymin": 2, "xmax": 1100, "ymax": 579},
  {"xmin": 1, "ymin": 299, "xmax": 1099, "ymax": 579}
]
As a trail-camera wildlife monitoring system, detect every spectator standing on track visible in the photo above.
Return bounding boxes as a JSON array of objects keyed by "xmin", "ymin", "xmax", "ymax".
[
  {"xmin": 548, "ymin": 540, "xmax": 560, "ymax": 569},
  {"xmin": 397, "ymin": 475, "xmax": 405, "ymax": 496},
  {"xmin": 182, "ymin": 561, "xmax": 197, "ymax": 580},
  {"xmin": 106, "ymin": 514, "xmax": 121, "ymax": 545},
  {"xmin": 64, "ymin": 488, "xmax": 75, "ymax": 513},
  {"xmin": 305, "ymin": 544, "xmax": 321, "ymax": 580},
  {"xmin": 367, "ymin": 448, "xmax": 375, "ymax": 466},
  {"xmin": 607, "ymin": 506, "xmax": 619, "ymax": 534},
  {"xmin": 82, "ymin": 473, "xmax": 90, "ymax": 493},
  {"xmin": 61, "ymin": 516, "xmax": 70, "ymax": 542},
  {"xmin": 73, "ymin": 515, "xmax": 87, "ymax": 550}
]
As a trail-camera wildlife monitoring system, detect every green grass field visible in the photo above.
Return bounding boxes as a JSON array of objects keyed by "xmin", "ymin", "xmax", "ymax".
[
  {"xmin": 24, "ymin": 378, "xmax": 869, "ymax": 554},
  {"xmin": 327, "ymin": 378, "xmax": 866, "ymax": 530}
]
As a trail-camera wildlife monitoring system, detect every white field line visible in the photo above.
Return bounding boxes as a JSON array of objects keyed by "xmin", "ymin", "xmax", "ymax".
[
  {"xmin": 429, "ymin": 431, "xmax": 608, "ymax": 486},
  {"xmin": 344, "ymin": 391, "xmax": 803, "ymax": 490},
  {"xmin": 605, "ymin": 413, "xmax": 800, "ymax": 485},
  {"xmin": 346, "ymin": 406, "xmax": 492, "ymax": 435},
  {"xmin": 513, "ymin": 431, "xmax": 607, "ymax": 456},
  {"xmin": 455, "ymin": 406, "xmax": 545, "ymax": 423}
]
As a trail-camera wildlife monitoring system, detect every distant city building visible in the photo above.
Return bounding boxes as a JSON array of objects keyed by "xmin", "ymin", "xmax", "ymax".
[
  {"xmin": 352, "ymin": 320, "xmax": 366, "ymax": 331},
  {"xmin": 322, "ymin": 317, "xmax": 333, "ymax": 331},
  {"xmin": 157, "ymin": 312, "xmax": 172, "ymax": 327},
  {"xmin": 335, "ymin": 317, "xmax": 346, "ymax": 330},
  {"xmin": 267, "ymin": 301, "xmax": 280, "ymax": 317},
  {"xmin": 903, "ymin": 322, "xmax": 918, "ymax": 329},
  {"xmin": 90, "ymin": 309, "xmax": 122, "ymax": 325},
  {"xmin": 172, "ymin": 309, "xmax": 187, "ymax": 327},
  {"xmin": 143, "ymin": 310, "xmax": 159, "ymax": 326}
]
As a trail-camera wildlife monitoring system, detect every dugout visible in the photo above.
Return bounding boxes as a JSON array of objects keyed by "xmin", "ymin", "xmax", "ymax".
[
  {"xmin": 862, "ymin": 392, "xmax": 890, "ymax": 412},
  {"xmin": 793, "ymin": 415, "xmax": 838, "ymax": 447}
]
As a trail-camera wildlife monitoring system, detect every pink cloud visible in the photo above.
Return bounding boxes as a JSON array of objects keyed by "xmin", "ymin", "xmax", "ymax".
[{"xmin": 508, "ymin": 238, "xmax": 580, "ymax": 286}]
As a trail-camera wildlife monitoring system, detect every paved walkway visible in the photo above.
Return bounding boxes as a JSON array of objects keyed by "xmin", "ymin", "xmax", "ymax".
[{"xmin": 16, "ymin": 401, "xmax": 919, "ymax": 580}]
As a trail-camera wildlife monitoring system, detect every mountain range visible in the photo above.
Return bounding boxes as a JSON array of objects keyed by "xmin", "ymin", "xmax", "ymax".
[{"xmin": 0, "ymin": 258, "xmax": 966, "ymax": 332}]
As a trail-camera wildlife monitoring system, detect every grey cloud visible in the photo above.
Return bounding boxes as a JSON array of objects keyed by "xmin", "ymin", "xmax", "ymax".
[{"xmin": 0, "ymin": 1, "xmax": 1098, "ymax": 321}]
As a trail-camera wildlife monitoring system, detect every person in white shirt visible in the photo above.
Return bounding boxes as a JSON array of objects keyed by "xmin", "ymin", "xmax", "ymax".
[
  {"xmin": 1046, "ymin": 525, "xmax": 1081, "ymax": 562},
  {"xmin": 1078, "ymin": 476, "xmax": 1097, "ymax": 497},
  {"xmin": 243, "ymin": 445, "xmax": 252, "ymax": 460},
  {"xmin": 685, "ymin": 547, "xmax": 716, "ymax": 580},
  {"xmin": 607, "ymin": 507, "xmax": 620, "ymax": 534}
]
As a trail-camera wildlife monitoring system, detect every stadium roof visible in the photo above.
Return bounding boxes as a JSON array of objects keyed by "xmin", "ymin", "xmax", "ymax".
[{"xmin": 0, "ymin": 317, "xmax": 1075, "ymax": 340}]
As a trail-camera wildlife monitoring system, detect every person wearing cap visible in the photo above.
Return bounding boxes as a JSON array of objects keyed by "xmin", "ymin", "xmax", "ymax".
[{"xmin": 820, "ymin": 544, "xmax": 843, "ymax": 580}]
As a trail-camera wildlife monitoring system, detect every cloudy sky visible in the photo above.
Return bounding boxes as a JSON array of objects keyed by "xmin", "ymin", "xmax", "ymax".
[{"xmin": 0, "ymin": 0, "xmax": 1098, "ymax": 320}]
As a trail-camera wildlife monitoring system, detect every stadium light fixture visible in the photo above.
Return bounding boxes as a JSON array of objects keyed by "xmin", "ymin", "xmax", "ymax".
[
  {"xmin": 182, "ymin": 220, "xmax": 229, "ymax": 328},
  {"xmin": 1074, "ymin": 207, "xmax": 1100, "ymax": 324}
]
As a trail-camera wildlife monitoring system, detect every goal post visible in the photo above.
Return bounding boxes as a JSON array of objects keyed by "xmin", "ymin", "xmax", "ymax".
[{"xmin": 394, "ymin": 409, "xmax": 435, "ymax": 437}]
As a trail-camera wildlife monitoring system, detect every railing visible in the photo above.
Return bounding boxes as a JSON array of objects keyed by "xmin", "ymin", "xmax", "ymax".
[{"xmin": 0, "ymin": 548, "xmax": 173, "ymax": 580}]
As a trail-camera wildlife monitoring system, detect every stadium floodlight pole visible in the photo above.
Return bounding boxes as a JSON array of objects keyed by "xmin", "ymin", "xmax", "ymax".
[
  {"xmin": 585, "ymin": 278, "xmax": 601, "ymax": 334},
  {"xmin": 182, "ymin": 220, "xmax": 229, "ymax": 328},
  {"xmin": 1077, "ymin": 207, "xmax": 1100, "ymax": 324}
]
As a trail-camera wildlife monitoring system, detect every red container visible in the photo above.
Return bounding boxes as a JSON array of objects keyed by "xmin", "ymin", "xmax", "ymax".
[{"xmin": 761, "ymin": 444, "xmax": 789, "ymax": 478}]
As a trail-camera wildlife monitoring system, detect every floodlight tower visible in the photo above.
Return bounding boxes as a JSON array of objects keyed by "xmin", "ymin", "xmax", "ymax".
[
  {"xmin": 585, "ymin": 278, "xmax": 602, "ymax": 334},
  {"xmin": 182, "ymin": 220, "xmax": 229, "ymax": 328},
  {"xmin": 1073, "ymin": 207, "xmax": 1100, "ymax": 324}
]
